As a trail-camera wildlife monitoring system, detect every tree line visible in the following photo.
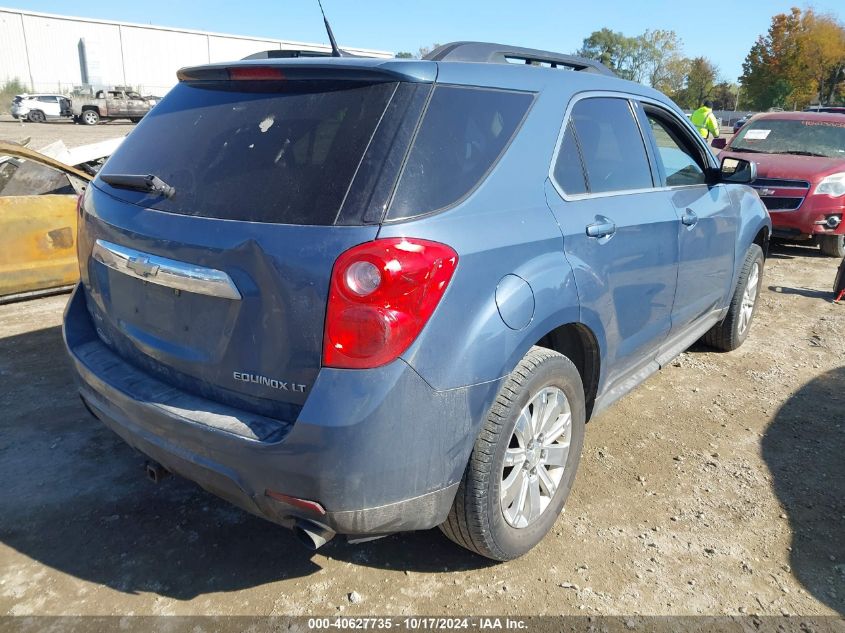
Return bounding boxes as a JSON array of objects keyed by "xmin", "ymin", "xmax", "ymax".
[{"xmin": 396, "ymin": 6, "xmax": 845, "ymax": 111}]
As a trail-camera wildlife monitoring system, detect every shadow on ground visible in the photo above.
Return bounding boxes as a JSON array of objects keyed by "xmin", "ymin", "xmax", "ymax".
[
  {"xmin": 767, "ymin": 241, "xmax": 827, "ymax": 260},
  {"xmin": 761, "ymin": 366, "xmax": 845, "ymax": 615},
  {"xmin": 767, "ymin": 285, "xmax": 835, "ymax": 301},
  {"xmin": 0, "ymin": 325, "xmax": 491, "ymax": 601}
]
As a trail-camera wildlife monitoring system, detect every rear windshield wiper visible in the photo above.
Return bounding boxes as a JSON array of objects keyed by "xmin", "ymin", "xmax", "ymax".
[
  {"xmin": 774, "ymin": 150, "xmax": 829, "ymax": 157},
  {"xmin": 100, "ymin": 173, "xmax": 176, "ymax": 198}
]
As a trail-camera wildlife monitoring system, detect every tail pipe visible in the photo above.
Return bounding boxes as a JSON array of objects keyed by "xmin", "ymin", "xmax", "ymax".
[
  {"xmin": 145, "ymin": 461, "xmax": 170, "ymax": 484},
  {"xmin": 293, "ymin": 519, "xmax": 335, "ymax": 550}
]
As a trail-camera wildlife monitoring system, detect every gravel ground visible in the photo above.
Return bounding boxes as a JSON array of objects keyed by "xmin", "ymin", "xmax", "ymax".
[
  {"xmin": 0, "ymin": 119, "xmax": 842, "ymax": 618},
  {"xmin": 0, "ymin": 115, "xmax": 135, "ymax": 150}
]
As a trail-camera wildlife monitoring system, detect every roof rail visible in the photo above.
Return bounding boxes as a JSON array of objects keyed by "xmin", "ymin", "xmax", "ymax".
[{"xmin": 423, "ymin": 41, "xmax": 615, "ymax": 76}]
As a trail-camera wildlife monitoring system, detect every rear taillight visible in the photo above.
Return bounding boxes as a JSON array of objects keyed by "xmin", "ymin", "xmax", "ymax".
[{"xmin": 323, "ymin": 238, "xmax": 458, "ymax": 369}]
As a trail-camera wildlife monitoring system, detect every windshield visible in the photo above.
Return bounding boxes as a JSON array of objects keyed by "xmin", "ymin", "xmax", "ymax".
[{"xmin": 731, "ymin": 118, "xmax": 845, "ymax": 158}]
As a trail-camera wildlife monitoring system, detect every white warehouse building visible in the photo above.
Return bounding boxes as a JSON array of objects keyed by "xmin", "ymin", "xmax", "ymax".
[{"xmin": 0, "ymin": 6, "xmax": 392, "ymax": 96}]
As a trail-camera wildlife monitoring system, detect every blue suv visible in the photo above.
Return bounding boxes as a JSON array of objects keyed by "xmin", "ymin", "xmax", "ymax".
[{"xmin": 63, "ymin": 42, "xmax": 770, "ymax": 560}]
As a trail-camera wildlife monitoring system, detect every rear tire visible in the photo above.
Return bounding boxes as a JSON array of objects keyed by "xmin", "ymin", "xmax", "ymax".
[
  {"xmin": 440, "ymin": 346, "xmax": 586, "ymax": 561},
  {"xmin": 27, "ymin": 110, "xmax": 46, "ymax": 123},
  {"xmin": 702, "ymin": 244, "xmax": 764, "ymax": 351},
  {"xmin": 81, "ymin": 109, "xmax": 100, "ymax": 125},
  {"xmin": 819, "ymin": 235, "xmax": 845, "ymax": 258}
]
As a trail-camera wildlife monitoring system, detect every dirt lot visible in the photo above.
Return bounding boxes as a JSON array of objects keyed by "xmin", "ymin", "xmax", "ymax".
[
  {"xmin": 0, "ymin": 115, "xmax": 135, "ymax": 149},
  {"xmin": 0, "ymin": 119, "xmax": 843, "ymax": 619}
]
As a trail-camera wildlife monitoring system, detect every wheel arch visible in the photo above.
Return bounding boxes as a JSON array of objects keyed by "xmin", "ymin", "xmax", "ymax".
[
  {"xmin": 753, "ymin": 225, "xmax": 770, "ymax": 258},
  {"xmin": 534, "ymin": 322, "xmax": 601, "ymax": 420}
]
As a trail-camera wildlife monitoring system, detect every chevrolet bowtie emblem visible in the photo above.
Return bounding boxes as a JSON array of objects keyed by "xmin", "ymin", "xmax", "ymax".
[
  {"xmin": 756, "ymin": 188, "xmax": 776, "ymax": 196},
  {"xmin": 126, "ymin": 256, "xmax": 160, "ymax": 278}
]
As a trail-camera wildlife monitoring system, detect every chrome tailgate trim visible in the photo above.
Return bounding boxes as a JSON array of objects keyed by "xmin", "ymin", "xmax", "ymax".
[{"xmin": 92, "ymin": 239, "xmax": 241, "ymax": 300}]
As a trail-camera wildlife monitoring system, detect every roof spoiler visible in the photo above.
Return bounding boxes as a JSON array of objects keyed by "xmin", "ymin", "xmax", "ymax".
[
  {"xmin": 242, "ymin": 49, "xmax": 335, "ymax": 60},
  {"xmin": 423, "ymin": 41, "xmax": 615, "ymax": 76},
  {"xmin": 177, "ymin": 60, "xmax": 436, "ymax": 84}
]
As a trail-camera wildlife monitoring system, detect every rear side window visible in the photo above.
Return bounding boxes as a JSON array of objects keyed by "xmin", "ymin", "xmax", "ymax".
[
  {"xmin": 570, "ymin": 97, "xmax": 653, "ymax": 193},
  {"xmin": 387, "ymin": 86, "xmax": 533, "ymax": 220},
  {"xmin": 553, "ymin": 122, "xmax": 588, "ymax": 195},
  {"xmin": 98, "ymin": 80, "xmax": 398, "ymax": 225}
]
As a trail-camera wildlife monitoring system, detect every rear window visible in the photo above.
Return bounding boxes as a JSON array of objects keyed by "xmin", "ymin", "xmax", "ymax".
[
  {"xmin": 98, "ymin": 80, "xmax": 398, "ymax": 225},
  {"xmin": 386, "ymin": 86, "xmax": 533, "ymax": 220}
]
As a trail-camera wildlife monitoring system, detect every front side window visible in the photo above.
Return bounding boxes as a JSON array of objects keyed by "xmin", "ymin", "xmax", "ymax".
[
  {"xmin": 569, "ymin": 97, "xmax": 653, "ymax": 194},
  {"xmin": 646, "ymin": 111, "xmax": 706, "ymax": 187},
  {"xmin": 387, "ymin": 85, "xmax": 533, "ymax": 220}
]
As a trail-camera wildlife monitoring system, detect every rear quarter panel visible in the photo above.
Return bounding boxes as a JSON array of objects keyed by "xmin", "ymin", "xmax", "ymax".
[{"xmin": 377, "ymin": 74, "xmax": 582, "ymax": 391}]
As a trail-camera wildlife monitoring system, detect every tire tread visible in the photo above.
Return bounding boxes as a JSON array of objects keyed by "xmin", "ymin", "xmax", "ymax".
[
  {"xmin": 439, "ymin": 346, "xmax": 572, "ymax": 560},
  {"xmin": 702, "ymin": 244, "xmax": 763, "ymax": 352}
]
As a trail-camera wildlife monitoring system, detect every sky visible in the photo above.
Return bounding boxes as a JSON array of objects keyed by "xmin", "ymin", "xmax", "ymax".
[{"xmin": 9, "ymin": 1, "xmax": 845, "ymax": 82}]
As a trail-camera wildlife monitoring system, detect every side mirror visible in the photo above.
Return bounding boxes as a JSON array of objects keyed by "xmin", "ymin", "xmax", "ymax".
[
  {"xmin": 711, "ymin": 138, "xmax": 727, "ymax": 150},
  {"xmin": 720, "ymin": 156, "xmax": 757, "ymax": 184}
]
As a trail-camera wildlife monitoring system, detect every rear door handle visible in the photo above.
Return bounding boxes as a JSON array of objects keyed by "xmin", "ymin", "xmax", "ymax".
[
  {"xmin": 586, "ymin": 219, "xmax": 617, "ymax": 238},
  {"xmin": 681, "ymin": 209, "xmax": 698, "ymax": 227}
]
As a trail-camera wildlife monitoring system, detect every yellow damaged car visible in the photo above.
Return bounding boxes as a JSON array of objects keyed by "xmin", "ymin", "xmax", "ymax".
[{"xmin": 0, "ymin": 142, "xmax": 91, "ymax": 302}]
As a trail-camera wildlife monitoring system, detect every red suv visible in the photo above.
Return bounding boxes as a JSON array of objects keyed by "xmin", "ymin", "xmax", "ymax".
[{"xmin": 715, "ymin": 111, "xmax": 845, "ymax": 256}]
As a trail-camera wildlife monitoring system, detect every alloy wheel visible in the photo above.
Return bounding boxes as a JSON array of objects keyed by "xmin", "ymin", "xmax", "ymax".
[
  {"xmin": 738, "ymin": 261, "xmax": 759, "ymax": 336},
  {"xmin": 501, "ymin": 386, "xmax": 572, "ymax": 528}
]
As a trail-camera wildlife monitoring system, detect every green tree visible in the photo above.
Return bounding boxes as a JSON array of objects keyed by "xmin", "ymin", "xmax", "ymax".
[
  {"xmin": 577, "ymin": 28, "xmax": 640, "ymax": 80},
  {"xmin": 709, "ymin": 82, "xmax": 739, "ymax": 110},
  {"xmin": 394, "ymin": 51, "xmax": 414, "ymax": 59},
  {"xmin": 578, "ymin": 28, "xmax": 690, "ymax": 93},
  {"xmin": 640, "ymin": 30, "xmax": 686, "ymax": 91},
  {"xmin": 673, "ymin": 57, "xmax": 719, "ymax": 109}
]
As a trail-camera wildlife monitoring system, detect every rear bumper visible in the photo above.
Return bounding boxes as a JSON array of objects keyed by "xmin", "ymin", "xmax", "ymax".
[{"xmin": 63, "ymin": 284, "xmax": 499, "ymax": 535}]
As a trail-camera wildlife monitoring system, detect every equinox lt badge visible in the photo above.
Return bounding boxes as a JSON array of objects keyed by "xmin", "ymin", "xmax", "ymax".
[{"xmin": 233, "ymin": 371, "xmax": 307, "ymax": 393}]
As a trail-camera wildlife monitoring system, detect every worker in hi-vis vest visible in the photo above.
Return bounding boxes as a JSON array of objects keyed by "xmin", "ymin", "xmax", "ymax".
[{"xmin": 691, "ymin": 100, "xmax": 720, "ymax": 139}]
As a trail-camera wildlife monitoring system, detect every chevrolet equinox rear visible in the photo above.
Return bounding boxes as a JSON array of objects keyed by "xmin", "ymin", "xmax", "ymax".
[{"xmin": 64, "ymin": 43, "xmax": 771, "ymax": 560}]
